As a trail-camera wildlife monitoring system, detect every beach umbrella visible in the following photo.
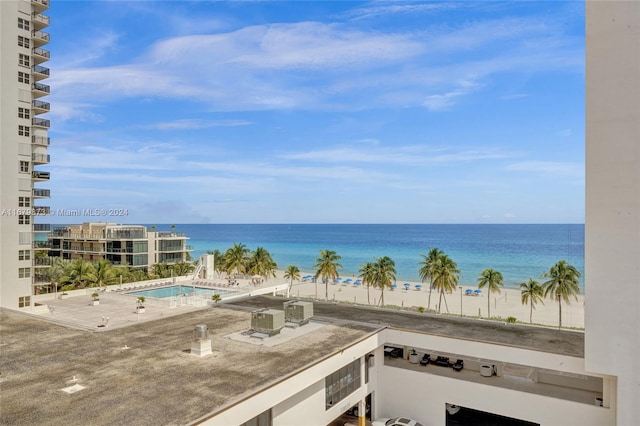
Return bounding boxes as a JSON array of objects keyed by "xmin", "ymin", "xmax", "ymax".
[
  {"xmin": 474, "ymin": 289, "xmax": 482, "ymax": 296},
  {"xmin": 354, "ymin": 280, "xmax": 362, "ymax": 285},
  {"xmin": 391, "ymin": 283, "xmax": 398, "ymax": 289},
  {"xmin": 415, "ymin": 284, "xmax": 422, "ymax": 290}
]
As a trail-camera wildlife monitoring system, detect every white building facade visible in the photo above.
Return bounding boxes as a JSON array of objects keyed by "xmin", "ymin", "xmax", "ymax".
[{"xmin": 0, "ymin": 0, "xmax": 51, "ymax": 309}]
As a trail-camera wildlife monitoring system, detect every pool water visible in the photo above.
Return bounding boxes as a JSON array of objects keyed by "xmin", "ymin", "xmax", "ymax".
[{"xmin": 128, "ymin": 285, "xmax": 233, "ymax": 299}]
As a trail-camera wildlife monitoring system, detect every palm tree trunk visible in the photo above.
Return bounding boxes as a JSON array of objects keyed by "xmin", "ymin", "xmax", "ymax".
[
  {"xmin": 427, "ymin": 283, "xmax": 433, "ymax": 310},
  {"xmin": 530, "ymin": 300, "xmax": 533, "ymax": 323},
  {"xmin": 558, "ymin": 296, "xmax": 562, "ymax": 329},
  {"xmin": 438, "ymin": 290, "xmax": 443, "ymax": 313},
  {"xmin": 314, "ymin": 280, "xmax": 318, "ymax": 299},
  {"xmin": 367, "ymin": 284, "xmax": 370, "ymax": 305},
  {"xmin": 487, "ymin": 290, "xmax": 491, "ymax": 318},
  {"xmin": 381, "ymin": 286, "xmax": 385, "ymax": 308},
  {"xmin": 325, "ymin": 279, "xmax": 329, "ymax": 300},
  {"xmin": 442, "ymin": 291, "xmax": 449, "ymax": 313}
]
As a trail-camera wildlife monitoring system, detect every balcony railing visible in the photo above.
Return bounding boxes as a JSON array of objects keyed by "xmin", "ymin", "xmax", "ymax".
[
  {"xmin": 34, "ymin": 206, "xmax": 50, "ymax": 215},
  {"xmin": 32, "ymin": 117, "xmax": 50, "ymax": 128},
  {"xmin": 32, "ymin": 30, "xmax": 50, "ymax": 44},
  {"xmin": 32, "ymin": 47, "xmax": 50, "ymax": 64},
  {"xmin": 32, "ymin": 135, "xmax": 50, "ymax": 145},
  {"xmin": 32, "ymin": 153, "xmax": 50, "ymax": 163},
  {"xmin": 32, "ymin": 100, "xmax": 50, "ymax": 113},
  {"xmin": 33, "ymin": 241, "xmax": 51, "ymax": 249},
  {"xmin": 31, "ymin": 12, "xmax": 50, "ymax": 28},
  {"xmin": 33, "ymin": 223, "xmax": 51, "ymax": 232},
  {"xmin": 32, "ymin": 171, "xmax": 50, "ymax": 180},
  {"xmin": 31, "ymin": 0, "xmax": 50, "ymax": 12},
  {"xmin": 32, "ymin": 82, "xmax": 50, "ymax": 94},
  {"xmin": 33, "ymin": 188, "xmax": 50, "ymax": 198},
  {"xmin": 33, "ymin": 257, "xmax": 52, "ymax": 266},
  {"xmin": 33, "ymin": 64, "xmax": 50, "ymax": 77}
]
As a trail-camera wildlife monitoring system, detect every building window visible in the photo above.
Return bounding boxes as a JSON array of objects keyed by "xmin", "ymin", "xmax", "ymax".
[
  {"xmin": 18, "ymin": 36, "xmax": 30, "ymax": 48},
  {"xmin": 18, "ymin": 296, "xmax": 31, "ymax": 308},
  {"xmin": 19, "ymin": 53, "xmax": 30, "ymax": 67},
  {"xmin": 19, "ymin": 250, "xmax": 31, "ymax": 261},
  {"xmin": 19, "ymin": 268, "xmax": 31, "ymax": 278},
  {"xmin": 325, "ymin": 359, "xmax": 361, "ymax": 410},
  {"xmin": 18, "ymin": 72, "xmax": 30, "ymax": 84},
  {"xmin": 20, "ymin": 161, "xmax": 29, "ymax": 173},
  {"xmin": 240, "ymin": 409, "xmax": 272, "ymax": 426},
  {"xmin": 18, "ymin": 125, "xmax": 30, "ymax": 137},
  {"xmin": 18, "ymin": 107, "xmax": 30, "ymax": 119},
  {"xmin": 18, "ymin": 215, "xmax": 31, "ymax": 225},
  {"xmin": 18, "ymin": 18, "xmax": 30, "ymax": 31},
  {"xmin": 19, "ymin": 197, "xmax": 31, "ymax": 207}
]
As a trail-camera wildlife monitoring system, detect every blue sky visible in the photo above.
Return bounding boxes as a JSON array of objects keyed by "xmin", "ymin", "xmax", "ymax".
[{"xmin": 44, "ymin": 1, "xmax": 585, "ymax": 224}]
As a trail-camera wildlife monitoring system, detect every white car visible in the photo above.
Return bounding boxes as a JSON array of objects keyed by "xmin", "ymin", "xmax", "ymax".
[{"xmin": 372, "ymin": 417, "xmax": 424, "ymax": 426}]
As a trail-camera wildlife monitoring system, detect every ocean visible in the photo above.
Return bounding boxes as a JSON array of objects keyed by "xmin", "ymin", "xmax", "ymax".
[{"xmin": 171, "ymin": 224, "xmax": 584, "ymax": 290}]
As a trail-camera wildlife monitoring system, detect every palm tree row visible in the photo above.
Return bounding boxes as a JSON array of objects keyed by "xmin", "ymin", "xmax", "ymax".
[
  {"xmin": 307, "ymin": 247, "xmax": 581, "ymax": 328},
  {"xmin": 209, "ymin": 243, "xmax": 278, "ymax": 281},
  {"xmin": 46, "ymin": 258, "xmax": 195, "ymax": 291}
]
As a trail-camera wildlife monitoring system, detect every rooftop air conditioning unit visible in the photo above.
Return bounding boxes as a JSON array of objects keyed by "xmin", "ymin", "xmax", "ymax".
[
  {"xmin": 283, "ymin": 300, "xmax": 313, "ymax": 325},
  {"xmin": 251, "ymin": 309, "xmax": 285, "ymax": 336},
  {"xmin": 480, "ymin": 364, "xmax": 495, "ymax": 377}
]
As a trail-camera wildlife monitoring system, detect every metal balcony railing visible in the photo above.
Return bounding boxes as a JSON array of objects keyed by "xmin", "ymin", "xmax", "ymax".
[
  {"xmin": 32, "ymin": 30, "xmax": 50, "ymax": 43},
  {"xmin": 33, "ymin": 223, "xmax": 51, "ymax": 232},
  {"xmin": 32, "ymin": 82, "xmax": 50, "ymax": 93},
  {"xmin": 32, "ymin": 153, "xmax": 50, "ymax": 163},
  {"xmin": 32, "ymin": 100, "xmax": 50, "ymax": 113},
  {"xmin": 33, "ymin": 65, "xmax": 50, "ymax": 76},
  {"xmin": 33, "ymin": 257, "xmax": 52, "ymax": 266},
  {"xmin": 31, "ymin": 12, "xmax": 50, "ymax": 28},
  {"xmin": 31, "ymin": 0, "xmax": 50, "ymax": 12},
  {"xmin": 32, "ymin": 171, "xmax": 50, "ymax": 180},
  {"xmin": 33, "ymin": 241, "xmax": 51, "ymax": 249},
  {"xmin": 32, "ymin": 47, "xmax": 50, "ymax": 59},
  {"xmin": 32, "ymin": 118, "xmax": 50, "ymax": 128},
  {"xmin": 33, "ymin": 188, "xmax": 50, "ymax": 197},
  {"xmin": 32, "ymin": 135, "xmax": 50, "ymax": 145}
]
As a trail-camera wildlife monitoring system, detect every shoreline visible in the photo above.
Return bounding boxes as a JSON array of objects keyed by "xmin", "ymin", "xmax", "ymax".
[{"xmin": 270, "ymin": 270, "xmax": 585, "ymax": 329}]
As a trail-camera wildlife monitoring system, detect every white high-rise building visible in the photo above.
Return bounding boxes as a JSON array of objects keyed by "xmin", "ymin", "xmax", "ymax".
[{"xmin": 0, "ymin": 0, "xmax": 51, "ymax": 309}]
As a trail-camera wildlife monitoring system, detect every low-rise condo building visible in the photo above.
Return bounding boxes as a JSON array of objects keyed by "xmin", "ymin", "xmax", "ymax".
[{"xmin": 47, "ymin": 222, "xmax": 192, "ymax": 272}]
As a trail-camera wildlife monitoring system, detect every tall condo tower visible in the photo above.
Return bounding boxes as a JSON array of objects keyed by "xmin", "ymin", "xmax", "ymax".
[{"xmin": 0, "ymin": 0, "xmax": 52, "ymax": 308}]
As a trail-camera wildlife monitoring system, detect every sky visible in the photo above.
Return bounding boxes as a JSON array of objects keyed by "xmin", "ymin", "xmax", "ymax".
[{"xmin": 43, "ymin": 1, "xmax": 585, "ymax": 224}]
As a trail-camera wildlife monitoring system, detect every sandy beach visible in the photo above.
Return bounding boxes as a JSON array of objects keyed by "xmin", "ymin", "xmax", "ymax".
[{"xmin": 271, "ymin": 271, "xmax": 584, "ymax": 329}]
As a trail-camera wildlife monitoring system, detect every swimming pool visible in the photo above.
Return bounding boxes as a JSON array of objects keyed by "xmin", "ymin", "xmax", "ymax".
[{"xmin": 128, "ymin": 285, "xmax": 234, "ymax": 299}]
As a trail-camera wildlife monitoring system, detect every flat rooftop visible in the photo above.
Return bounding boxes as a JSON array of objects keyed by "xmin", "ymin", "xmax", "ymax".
[
  {"xmin": 0, "ymin": 295, "xmax": 584, "ymax": 425},
  {"xmin": 0, "ymin": 305, "xmax": 378, "ymax": 426}
]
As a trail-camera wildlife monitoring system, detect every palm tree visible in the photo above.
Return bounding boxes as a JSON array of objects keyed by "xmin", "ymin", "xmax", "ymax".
[
  {"xmin": 247, "ymin": 247, "xmax": 277, "ymax": 280},
  {"xmin": 520, "ymin": 278, "xmax": 544, "ymax": 323},
  {"xmin": 171, "ymin": 261, "xmax": 194, "ymax": 277},
  {"xmin": 94, "ymin": 259, "xmax": 117, "ymax": 288},
  {"xmin": 47, "ymin": 257, "xmax": 71, "ymax": 291},
  {"xmin": 59, "ymin": 259, "xmax": 96, "ymax": 290},
  {"xmin": 431, "ymin": 253, "xmax": 460, "ymax": 313},
  {"xmin": 542, "ymin": 260, "xmax": 582, "ymax": 329},
  {"xmin": 477, "ymin": 268, "xmax": 504, "ymax": 318},
  {"xmin": 223, "ymin": 243, "xmax": 250, "ymax": 277},
  {"xmin": 283, "ymin": 265, "xmax": 301, "ymax": 294},
  {"xmin": 314, "ymin": 249, "xmax": 342, "ymax": 300},
  {"xmin": 371, "ymin": 256, "xmax": 396, "ymax": 308},
  {"xmin": 151, "ymin": 262, "xmax": 172, "ymax": 279},
  {"xmin": 359, "ymin": 261, "xmax": 376, "ymax": 305},
  {"xmin": 418, "ymin": 248, "xmax": 444, "ymax": 311}
]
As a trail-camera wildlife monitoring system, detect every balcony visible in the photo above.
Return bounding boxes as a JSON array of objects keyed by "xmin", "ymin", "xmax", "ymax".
[
  {"xmin": 34, "ymin": 223, "xmax": 51, "ymax": 232},
  {"xmin": 32, "ymin": 65, "xmax": 50, "ymax": 81},
  {"xmin": 32, "ymin": 100, "xmax": 50, "ymax": 115},
  {"xmin": 32, "ymin": 82, "xmax": 50, "ymax": 98},
  {"xmin": 33, "ymin": 188, "xmax": 50, "ymax": 198},
  {"xmin": 31, "ymin": 0, "xmax": 49, "ymax": 13},
  {"xmin": 32, "ymin": 153, "xmax": 50, "ymax": 164},
  {"xmin": 32, "ymin": 29, "xmax": 50, "ymax": 46},
  {"xmin": 32, "ymin": 117, "xmax": 50, "ymax": 129},
  {"xmin": 32, "ymin": 47, "xmax": 50, "ymax": 64},
  {"xmin": 32, "ymin": 171, "xmax": 50, "ymax": 181},
  {"xmin": 32, "ymin": 135, "xmax": 50, "ymax": 146},
  {"xmin": 34, "ymin": 206, "xmax": 50, "ymax": 215},
  {"xmin": 33, "ymin": 241, "xmax": 51, "ymax": 249},
  {"xmin": 33, "ymin": 257, "xmax": 52, "ymax": 266},
  {"xmin": 31, "ymin": 12, "xmax": 50, "ymax": 30}
]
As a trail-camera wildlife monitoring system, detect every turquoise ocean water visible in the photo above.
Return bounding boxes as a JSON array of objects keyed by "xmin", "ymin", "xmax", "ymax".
[{"xmin": 170, "ymin": 224, "xmax": 584, "ymax": 291}]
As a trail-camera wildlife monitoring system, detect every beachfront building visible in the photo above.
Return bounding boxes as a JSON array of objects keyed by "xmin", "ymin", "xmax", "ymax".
[
  {"xmin": 0, "ymin": 0, "xmax": 52, "ymax": 309},
  {"xmin": 47, "ymin": 222, "xmax": 192, "ymax": 272}
]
